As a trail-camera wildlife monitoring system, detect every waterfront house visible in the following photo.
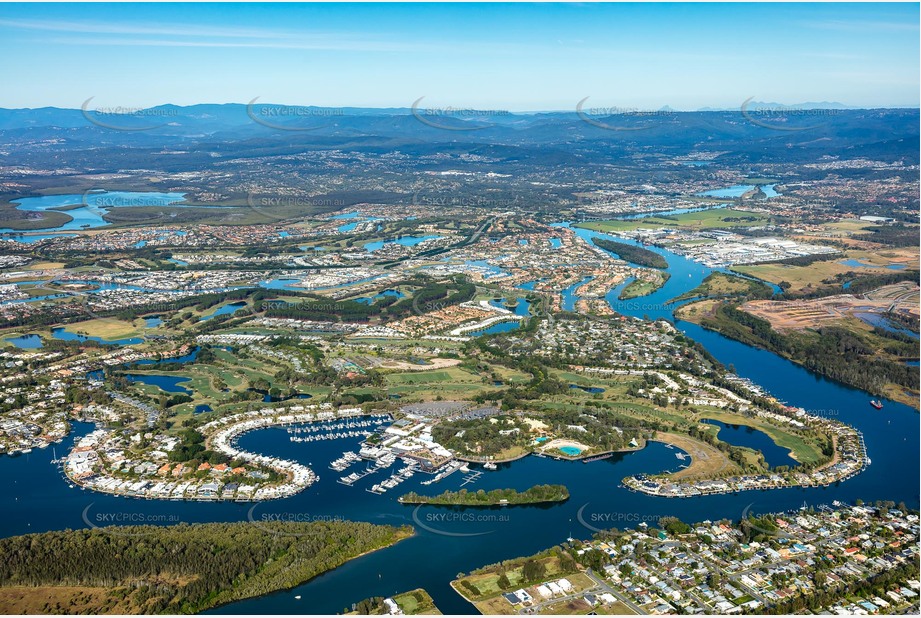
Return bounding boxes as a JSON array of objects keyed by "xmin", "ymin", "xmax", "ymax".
[
  {"xmin": 383, "ymin": 598, "xmax": 402, "ymax": 615},
  {"xmin": 198, "ymin": 481, "xmax": 220, "ymax": 498}
]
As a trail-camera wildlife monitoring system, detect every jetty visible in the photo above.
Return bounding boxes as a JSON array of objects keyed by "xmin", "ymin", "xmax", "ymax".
[
  {"xmin": 582, "ymin": 452, "xmax": 614, "ymax": 463},
  {"xmin": 460, "ymin": 470, "xmax": 483, "ymax": 487}
]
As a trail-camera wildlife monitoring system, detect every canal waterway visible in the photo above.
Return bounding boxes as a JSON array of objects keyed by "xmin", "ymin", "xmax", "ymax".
[{"xmin": 0, "ymin": 220, "xmax": 916, "ymax": 615}]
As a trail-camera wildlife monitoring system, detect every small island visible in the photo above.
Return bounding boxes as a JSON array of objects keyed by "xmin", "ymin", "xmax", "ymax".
[
  {"xmin": 399, "ymin": 484, "xmax": 569, "ymax": 506},
  {"xmin": 592, "ymin": 237, "xmax": 668, "ymax": 269},
  {"xmin": 619, "ymin": 271, "xmax": 671, "ymax": 299}
]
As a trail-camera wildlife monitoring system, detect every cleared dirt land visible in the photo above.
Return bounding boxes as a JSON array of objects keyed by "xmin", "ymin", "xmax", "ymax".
[
  {"xmin": 741, "ymin": 283, "xmax": 919, "ymax": 332},
  {"xmin": 375, "ymin": 358, "xmax": 462, "ymax": 371}
]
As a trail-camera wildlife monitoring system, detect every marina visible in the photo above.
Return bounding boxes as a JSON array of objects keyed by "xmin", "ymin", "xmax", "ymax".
[
  {"xmin": 459, "ymin": 470, "xmax": 483, "ymax": 486},
  {"xmin": 329, "ymin": 451, "xmax": 362, "ymax": 472},
  {"xmin": 366, "ymin": 463, "xmax": 418, "ymax": 494},
  {"xmin": 290, "ymin": 430, "xmax": 372, "ymax": 443},
  {"xmin": 420, "ymin": 460, "xmax": 465, "ymax": 486},
  {"xmin": 337, "ymin": 464, "xmax": 385, "ymax": 486},
  {"xmin": 286, "ymin": 417, "xmax": 388, "ymax": 434}
]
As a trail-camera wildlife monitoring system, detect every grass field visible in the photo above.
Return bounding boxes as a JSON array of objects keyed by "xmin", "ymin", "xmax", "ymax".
[
  {"xmin": 674, "ymin": 298, "xmax": 723, "ymax": 323},
  {"xmin": 0, "ymin": 586, "xmax": 125, "ymax": 614},
  {"xmin": 24, "ymin": 261, "xmax": 66, "ymax": 271},
  {"xmin": 699, "ymin": 411, "xmax": 825, "ymax": 465},
  {"xmin": 493, "ymin": 365, "xmax": 533, "ymax": 384},
  {"xmin": 843, "ymin": 247, "xmax": 918, "ymax": 269},
  {"xmin": 733, "ymin": 248, "xmax": 916, "ymax": 294},
  {"xmin": 386, "ymin": 368, "xmax": 475, "ymax": 385},
  {"xmin": 390, "ymin": 589, "xmax": 442, "ymax": 615},
  {"xmin": 618, "ymin": 276, "xmax": 666, "ymax": 300},
  {"xmin": 817, "ymin": 219, "xmax": 878, "ymax": 236},
  {"xmin": 455, "ymin": 553, "xmax": 574, "ymax": 602},
  {"xmin": 672, "ymin": 272, "xmax": 771, "ymax": 302},
  {"xmin": 54, "ymin": 318, "xmax": 144, "ymax": 340},
  {"xmin": 731, "ymin": 260, "xmax": 845, "ymax": 293},
  {"xmin": 384, "ymin": 367, "xmax": 501, "ymax": 394},
  {"xmin": 461, "ymin": 571, "xmax": 598, "ymax": 615},
  {"xmin": 575, "ymin": 208, "xmax": 770, "ymax": 233},
  {"xmin": 382, "ymin": 365, "xmax": 495, "ymax": 399}
]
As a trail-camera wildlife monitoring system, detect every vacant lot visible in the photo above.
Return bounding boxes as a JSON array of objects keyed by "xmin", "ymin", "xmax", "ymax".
[
  {"xmin": 376, "ymin": 358, "xmax": 462, "ymax": 371},
  {"xmin": 741, "ymin": 284, "xmax": 919, "ymax": 331}
]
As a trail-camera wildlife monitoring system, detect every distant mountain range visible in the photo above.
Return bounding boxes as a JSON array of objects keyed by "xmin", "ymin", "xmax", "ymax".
[
  {"xmin": 700, "ymin": 101, "xmax": 860, "ymax": 111},
  {"xmin": 0, "ymin": 100, "xmax": 914, "ymax": 131},
  {"xmin": 0, "ymin": 103, "xmax": 916, "ymax": 173}
]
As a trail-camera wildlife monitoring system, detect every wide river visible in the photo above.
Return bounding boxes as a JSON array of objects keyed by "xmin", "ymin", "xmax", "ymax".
[{"xmin": 0, "ymin": 224, "xmax": 916, "ymax": 614}]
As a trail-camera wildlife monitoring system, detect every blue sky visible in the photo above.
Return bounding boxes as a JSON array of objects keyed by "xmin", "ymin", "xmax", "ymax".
[{"xmin": 0, "ymin": 3, "xmax": 917, "ymax": 110}]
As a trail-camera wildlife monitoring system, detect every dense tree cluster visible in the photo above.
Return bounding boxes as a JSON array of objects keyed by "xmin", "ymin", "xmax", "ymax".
[
  {"xmin": 703, "ymin": 303, "xmax": 919, "ymax": 396},
  {"xmin": 432, "ymin": 415, "xmax": 529, "ymax": 457},
  {"xmin": 0, "ymin": 521, "xmax": 412, "ymax": 614},
  {"xmin": 765, "ymin": 561, "xmax": 918, "ymax": 614},
  {"xmin": 592, "ymin": 237, "xmax": 668, "ymax": 269},
  {"xmin": 400, "ymin": 484, "xmax": 569, "ymax": 506}
]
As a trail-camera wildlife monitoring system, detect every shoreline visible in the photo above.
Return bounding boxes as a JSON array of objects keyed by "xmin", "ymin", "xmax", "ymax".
[
  {"xmin": 674, "ymin": 304, "xmax": 921, "ymax": 411},
  {"xmin": 201, "ymin": 526, "xmax": 416, "ymax": 615},
  {"xmin": 397, "ymin": 496, "xmax": 568, "ymax": 507},
  {"xmin": 455, "ymin": 441, "xmax": 645, "ymax": 466},
  {"xmin": 623, "ymin": 420, "xmax": 868, "ymax": 498},
  {"xmin": 62, "ymin": 406, "xmax": 382, "ymax": 502}
]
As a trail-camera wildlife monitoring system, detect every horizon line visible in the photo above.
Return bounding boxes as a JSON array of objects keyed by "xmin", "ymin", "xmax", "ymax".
[{"xmin": 5, "ymin": 102, "xmax": 921, "ymax": 114}]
